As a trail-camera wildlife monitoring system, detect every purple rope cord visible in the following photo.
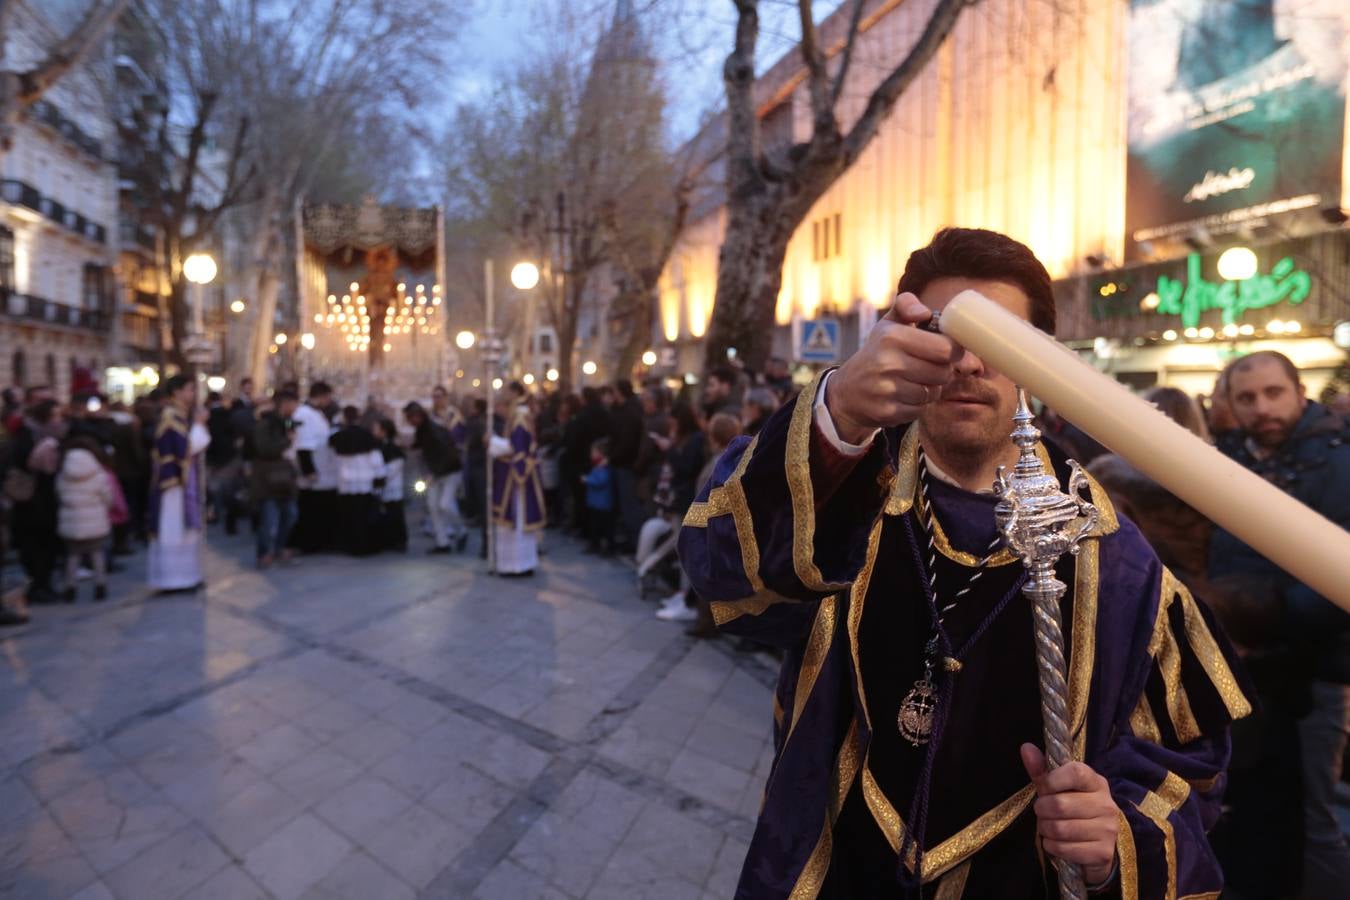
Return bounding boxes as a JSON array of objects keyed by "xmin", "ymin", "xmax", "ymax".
[{"xmin": 895, "ymin": 513, "xmax": 1026, "ymax": 893}]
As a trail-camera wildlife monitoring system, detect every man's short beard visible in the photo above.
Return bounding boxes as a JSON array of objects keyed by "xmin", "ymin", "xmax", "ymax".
[{"xmin": 917, "ymin": 414, "xmax": 1012, "ymax": 480}]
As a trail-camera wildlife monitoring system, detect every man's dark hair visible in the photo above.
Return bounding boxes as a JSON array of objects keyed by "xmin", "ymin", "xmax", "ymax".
[
  {"xmin": 1227, "ymin": 351, "xmax": 1301, "ymax": 396},
  {"xmin": 309, "ymin": 381, "xmax": 333, "ymax": 400},
  {"xmin": 509, "ymin": 381, "xmax": 526, "ymax": 398},
  {"xmin": 273, "ymin": 389, "xmax": 299, "ymax": 405},
  {"xmin": 240, "ymin": 376, "xmax": 254, "ymax": 387},
  {"xmin": 615, "ymin": 379, "xmax": 635, "ymax": 400},
  {"xmin": 897, "ymin": 227, "xmax": 1055, "ymax": 334},
  {"xmin": 207, "ymin": 391, "xmax": 222, "ymax": 404},
  {"xmin": 591, "ymin": 438, "xmax": 610, "ymax": 458},
  {"xmin": 582, "ymin": 386, "xmax": 599, "ymax": 405},
  {"xmin": 164, "ymin": 374, "xmax": 192, "ymax": 395},
  {"xmin": 403, "ymin": 401, "xmax": 426, "ymax": 421},
  {"xmin": 342, "ymin": 405, "xmax": 362, "ymax": 425},
  {"xmin": 708, "ymin": 365, "xmax": 737, "ymax": 387},
  {"xmin": 472, "ymin": 398, "xmax": 487, "ymax": 416},
  {"xmin": 30, "ymin": 398, "xmax": 58, "ymax": 423}
]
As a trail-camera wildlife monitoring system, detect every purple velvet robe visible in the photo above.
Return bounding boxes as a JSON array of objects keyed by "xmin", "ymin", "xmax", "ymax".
[
  {"xmin": 148, "ymin": 408, "xmax": 202, "ymax": 536},
  {"xmin": 492, "ymin": 409, "xmax": 546, "ymax": 530},
  {"xmin": 678, "ymin": 372, "xmax": 1253, "ymax": 899}
]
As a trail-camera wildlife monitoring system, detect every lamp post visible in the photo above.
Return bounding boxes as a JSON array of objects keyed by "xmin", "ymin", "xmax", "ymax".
[
  {"xmin": 483, "ymin": 259, "xmax": 539, "ymax": 573},
  {"xmin": 182, "ymin": 252, "xmax": 217, "ymax": 380}
]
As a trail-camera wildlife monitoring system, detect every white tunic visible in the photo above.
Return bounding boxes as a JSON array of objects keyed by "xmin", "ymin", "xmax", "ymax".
[
  {"xmin": 292, "ymin": 404, "xmax": 338, "ymax": 490},
  {"xmin": 147, "ymin": 422, "xmax": 210, "ymax": 590}
]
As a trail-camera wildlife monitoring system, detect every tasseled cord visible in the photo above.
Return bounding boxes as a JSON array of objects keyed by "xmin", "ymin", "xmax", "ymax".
[{"xmin": 896, "ymin": 513, "xmax": 1025, "ymax": 895}]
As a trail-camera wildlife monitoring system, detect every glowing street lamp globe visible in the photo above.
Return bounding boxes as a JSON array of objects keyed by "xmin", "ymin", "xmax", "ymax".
[
  {"xmin": 640, "ymin": 350, "xmax": 657, "ymax": 367},
  {"xmin": 1217, "ymin": 246, "xmax": 1258, "ymax": 282},
  {"xmin": 183, "ymin": 253, "xmax": 217, "ymax": 285},
  {"xmin": 581, "ymin": 360, "xmax": 598, "ymax": 376},
  {"xmin": 545, "ymin": 368, "xmax": 559, "ymax": 382},
  {"xmin": 455, "ymin": 330, "xmax": 476, "ymax": 350},
  {"xmin": 229, "ymin": 299, "xmax": 246, "ymax": 314},
  {"xmin": 274, "ymin": 333, "xmax": 287, "ymax": 345},
  {"xmin": 300, "ymin": 332, "xmax": 316, "ymax": 350},
  {"xmin": 510, "ymin": 261, "xmax": 540, "ymax": 291}
]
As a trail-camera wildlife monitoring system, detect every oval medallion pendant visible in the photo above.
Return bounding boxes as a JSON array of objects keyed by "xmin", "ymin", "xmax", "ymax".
[{"xmin": 898, "ymin": 678, "xmax": 936, "ymax": 746}]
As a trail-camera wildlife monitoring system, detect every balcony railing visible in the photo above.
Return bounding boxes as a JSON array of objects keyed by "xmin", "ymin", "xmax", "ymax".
[
  {"xmin": 2, "ymin": 179, "xmax": 108, "ymax": 245},
  {"xmin": 1, "ymin": 179, "xmax": 41, "ymax": 212},
  {"xmin": 3, "ymin": 289, "xmax": 105, "ymax": 330},
  {"xmin": 28, "ymin": 100, "xmax": 104, "ymax": 162}
]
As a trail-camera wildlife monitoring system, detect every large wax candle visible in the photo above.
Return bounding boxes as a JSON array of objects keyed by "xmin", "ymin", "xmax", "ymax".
[{"xmin": 940, "ymin": 290, "xmax": 1350, "ymax": 611}]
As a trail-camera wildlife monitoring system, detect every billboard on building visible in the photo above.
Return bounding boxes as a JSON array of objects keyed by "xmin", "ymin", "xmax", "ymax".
[{"xmin": 1125, "ymin": 0, "xmax": 1349, "ymax": 258}]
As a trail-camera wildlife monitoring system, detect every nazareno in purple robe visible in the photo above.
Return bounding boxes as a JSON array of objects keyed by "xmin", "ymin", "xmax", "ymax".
[
  {"xmin": 678, "ymin": 371, "xmax": 1253, "ymax": 900},
  {"xmin": 491, "ymin": 409, "xmax": 546, "ymax": 531}
]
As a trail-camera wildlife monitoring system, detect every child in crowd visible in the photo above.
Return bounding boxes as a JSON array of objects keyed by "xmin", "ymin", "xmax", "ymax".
[
  {"xmin": 582, "ymin": 438, "xmax": 614, "ymax": 555},
  {"xmin": 373, "ymin": 418, "xmax": 408, "ymax": 553},
  {"xmin": 56, "ymin": 436, "xmax": 115, "ymax": 602}
]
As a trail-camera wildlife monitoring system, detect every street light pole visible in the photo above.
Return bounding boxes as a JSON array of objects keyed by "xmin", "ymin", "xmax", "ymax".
[{"xmin": 484, "ymin": 258, "xmax": 496, "ymax": 574}]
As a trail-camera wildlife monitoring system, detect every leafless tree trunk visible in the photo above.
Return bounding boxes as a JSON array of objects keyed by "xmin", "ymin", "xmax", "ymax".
[
  {"xmin": 705, "ymin": 0, "xmax": 973, "ymax": 372},
  {"xmin": 0, "ymin": 0, "xmax": 130, "ymax": 155}
]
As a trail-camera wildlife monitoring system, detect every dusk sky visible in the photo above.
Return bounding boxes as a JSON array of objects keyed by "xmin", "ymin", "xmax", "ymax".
[{"xmin": 446, "ymin": 1, "xmax": 830, "ymax": 145}]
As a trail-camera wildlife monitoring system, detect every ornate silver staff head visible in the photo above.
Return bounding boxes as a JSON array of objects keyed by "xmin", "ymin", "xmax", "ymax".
[{"xmin": 992, "ymin": 388, "xmax": 1099, "ymax": 569}]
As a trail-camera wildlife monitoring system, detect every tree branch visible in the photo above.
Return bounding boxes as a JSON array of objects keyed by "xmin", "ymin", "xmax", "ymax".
[
  {"xmin": 797, "ymin": 0, "xmax": 833, "ymax": 130},
  {"xmin": 828, "ymin": 0, "xmax": 867, "ymax": 109},
  {"xmin": 17, "ymin": 0, "xmax": 131, "ymax": 105},
  {"xmin": 723, "ymin": 0, "xmax": 762, "ymax": 191},
  {"xmin": 841, "ymin": 0, "xmax": 970, "ymax": 167}
]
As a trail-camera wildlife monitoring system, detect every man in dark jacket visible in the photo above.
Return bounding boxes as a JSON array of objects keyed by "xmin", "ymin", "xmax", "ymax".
[
  {"xmin": 1209, "ymin": 350, "xmax": 1350, "ymax": 899},
  {"xmin": 10, "ymin": 396, "xmax": 65, "ymax": 604},
  {"xmin": 605, "ymin": 380, "xmax": 644, "ymax": 552},
  {"xmin": 403, "ymin": 402, "xmax": 461, "ymax": 553}
]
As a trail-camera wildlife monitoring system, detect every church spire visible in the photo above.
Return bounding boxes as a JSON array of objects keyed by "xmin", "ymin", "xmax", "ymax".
[{"xmin": 613, "ymin": 0, "xmax": 634, "ymax": 25}]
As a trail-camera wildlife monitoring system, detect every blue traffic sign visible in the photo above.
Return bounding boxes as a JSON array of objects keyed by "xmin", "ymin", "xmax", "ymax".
[{"xmin": 799, "ymin": 318, "xmax": 841, "ymax": 362}]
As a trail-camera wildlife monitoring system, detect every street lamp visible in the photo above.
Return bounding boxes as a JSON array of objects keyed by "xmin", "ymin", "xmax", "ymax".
[
  {"xmin": 510, "ymin": 261, "xmax": 540, "ymax": 291},
  {"xmin": 641, "ymin": 350, "xmax": 657, "ymax": 367},
  {"xmin": 300, "ymin": 332, "xmax": 315, "ymax": 350},
  {"xmin": 182, "ymin": 252, "xmax": 217, "ymax": 375},
  {"xmin": 1217, "ymin": 246, "xmax": 1257, "ymax": 282},
  {"xmin": 229, "ymin": 299, "xmax": 246, "ymax": 314},
  {"xmin": 455, "ymin": 330, "xmax": 476, "ymax": 350},
  {"xmin": 274, "ymin": 332, "xmax": 288, "ymax": 345},
  {"xmin": 546, "ymin": 368, "xmax": 559, "ymax": 382},
  {"xmin": 582, "ymin": 360, "xmax": 598, "ymax": 376}
]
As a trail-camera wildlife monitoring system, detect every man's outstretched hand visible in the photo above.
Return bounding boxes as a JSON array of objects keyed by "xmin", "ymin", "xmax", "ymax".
[
  {"xmin": 823, "ymin": 292, "xmax": 962, "ymax": 444},
  {"xmin": 1021, "ymin": 743, "xmax": 1119, "ymax": 887}
]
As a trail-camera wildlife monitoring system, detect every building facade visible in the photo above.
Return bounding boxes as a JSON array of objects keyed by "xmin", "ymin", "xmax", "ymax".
[
  {"xmin": 0, "ymin": 0, "xmax": 118, "ymax": 399},
  {"xmin": 657, "ymin": 0, "xmax": 1350, "ymax": 396}
]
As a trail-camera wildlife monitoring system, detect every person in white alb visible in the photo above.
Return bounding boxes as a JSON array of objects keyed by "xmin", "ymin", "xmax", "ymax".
[
  {"xmin": 148, "ymin": 375, "xmax": 211, "ymax": 591},
  {"xmin": 290, "ymin": 381, "xmax": 339, "ymax": 554}
]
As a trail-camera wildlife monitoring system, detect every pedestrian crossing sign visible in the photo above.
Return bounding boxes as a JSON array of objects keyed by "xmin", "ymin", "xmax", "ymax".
[{"xmin": 799, "ymin": 318, "xmax": 840, "ymax": 362}]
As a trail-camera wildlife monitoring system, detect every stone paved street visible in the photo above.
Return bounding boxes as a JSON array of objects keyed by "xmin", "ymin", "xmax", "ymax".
[{"xmin": 0, "ymin": 530, "xmax": 776, "ymax": 899}]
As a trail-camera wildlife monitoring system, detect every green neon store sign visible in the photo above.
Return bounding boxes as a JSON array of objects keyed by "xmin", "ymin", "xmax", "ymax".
[{"xmin": 1155, "ymin": 253, "xmax": 1311, "ymax": 329}]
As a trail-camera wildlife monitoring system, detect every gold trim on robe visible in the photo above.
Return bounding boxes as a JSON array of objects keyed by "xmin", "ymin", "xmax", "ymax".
[
  {"xmin": 784, "ymin": 596, "xmax": 838, "ymax": 750},
  {"xmin": 1116, "ymin": 806, "xmax": 1139, "ymax": 900},
  {"xmin": 1135, "ymin": 790, "xmax": 1178, "ymax": 900},
  {"xmin": 789, "ymin": 718, "xmax": 862, "ymax": 900},
  {"xmin": 786, "ymin": 372, "xmax": 855, "ymax": 594}
]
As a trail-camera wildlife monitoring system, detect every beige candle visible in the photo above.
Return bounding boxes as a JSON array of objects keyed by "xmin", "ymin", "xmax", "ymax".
[{"xmin": 940, "ymin": 289, "xmax": 1350, "ymax": 612}]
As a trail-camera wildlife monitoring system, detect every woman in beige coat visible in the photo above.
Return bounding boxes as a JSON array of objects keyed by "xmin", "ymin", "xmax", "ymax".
[{"xmin": 56, "ymin": 437, "xmax": 114, "ymax": 602}]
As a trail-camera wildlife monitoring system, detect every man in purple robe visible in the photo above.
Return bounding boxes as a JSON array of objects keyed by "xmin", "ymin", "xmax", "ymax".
[
  {"xmin": 488, "ymin": 382, "xmax": 545, "ymax": 575},
  {"xmin": 679, "ymin": 228, "xmax": 1252, "ymax": 899},
  {"xmin": 148, "ymin": 374, "xmax": 210, "ymax": 591}
]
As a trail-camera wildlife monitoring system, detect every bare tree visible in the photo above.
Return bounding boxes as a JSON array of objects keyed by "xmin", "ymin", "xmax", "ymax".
[
  {"xmin": 0, "ymin": 0, "xmax": 130, "ymax": 155},
  {"xmin": 120, "ymin": 0, "xmax": 456, "ymax": 378},
  {"xmin": 704, "ymin": 0, "xmax": 973, "ymax": 371},
  {"xmin": 444, "ymin": 5, "xmax": 680, "ymax": 391}
]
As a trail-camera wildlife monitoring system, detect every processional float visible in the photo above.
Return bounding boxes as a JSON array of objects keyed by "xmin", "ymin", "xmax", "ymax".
[{"xmin": 931, "ymin": 291, "xmax": 1350, "ymax": 900}]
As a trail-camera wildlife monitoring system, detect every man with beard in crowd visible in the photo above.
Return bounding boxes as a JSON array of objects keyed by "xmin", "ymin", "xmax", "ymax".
[{"xmin": 1210, "ymin": 351, "xmax": 1350, "ymax": 899}]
